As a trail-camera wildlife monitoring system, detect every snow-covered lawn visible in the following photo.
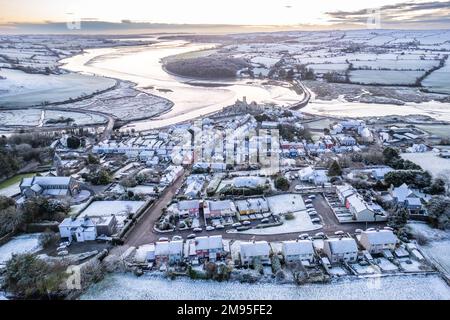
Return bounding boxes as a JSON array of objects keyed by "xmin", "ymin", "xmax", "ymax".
[
  {"xmin": 0, "ymin": 233, "xmax": 42, "ymax": 265},
  {"xmin": 0, "ymin": 173, "xmax": 35, "ymax": 197},
  {"xmin": 350, "ymin": 263, "xmax": 380, "ymax": 275},
  {"xmin": 78, "ymin": 200, "xmax": 145, "ymax": 226},
  {"xmin": 79, "ymin": 201, "xmax": 145, "ymax": 217},
  {"xmin": 401, "ymin": 152, "xmax": 450, "ymax": 178},
  {"xmin": 375, "ymin": 258, "xmax": 399, "ymax": 272},
  {"xmin": 407, "ymin": 222, "xmax": 450, "ymax": 276},
  {"xmin": 127, "ymin": 185, "xmax": 157, "ymax": 195},
  {"xmin": 267, "ymin": 194, "xmax": 306, "ymax": 215},
  {"xmin": 80, "ymin": 273, "xmax": 450, "ymax": 300}
]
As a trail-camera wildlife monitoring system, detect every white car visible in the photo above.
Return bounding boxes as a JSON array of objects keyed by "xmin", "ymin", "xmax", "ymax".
[
  {"xmin": 305, "ymin": 199, "xmax": 312, "ymax": 204},
  {"xmin": 311, "ymin": 218, "xmax": 321, "ymax": 223},
  {"xmin": 295, "ymin": 185, "xmax": 302, "ymax": 191},
  {"xmin": 172, "ymin": 236, "xmax": 183, "ymax": 241},
  {"xmin": 242, "ymin": 221, "xmax": 251, "ymax": 226},
  {"xmin": 215, "ymin": 225, "xmax": 225, "ymax": 230},
  {"xmin": 187, "ymin": 234, "xmax": 196, "ymax": 239},
  {"xmin": 308, "ymin": 195, "xmax": 316, "ymax": 199},
  {"xmin": 232, "ymin": 223, "xmax": 242, "ymax": 228},
  {"xmin": 261, "ymin": 218, "xmax": 270, "ymax": 224},
  {"xmin": 306, "ymin": 204, "xmax": 314, "ymax": 209},
  {"xmin": 158, "ymin": 237, "xmax": 169, "ymax": 242},
  {"xmin": 193, "ymin": 228, "xmax": 203, "ymax": 233},
  {"xmin": 206, "ymin": 226, "xmax": 215, "ymax": 231}
]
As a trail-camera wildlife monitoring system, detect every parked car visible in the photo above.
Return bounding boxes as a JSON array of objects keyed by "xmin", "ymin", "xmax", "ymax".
[
  {"xmin": 308, "ymin": 195, "xmax": 316, "ymax": 199},
  {"xmin": 187, "ymin": 234, "xmax": 196, "ymax": 239},
  {"xmin": 172, "ymin": 236, "xmax": 183, "ymax": 241},
  {"xmin": 305, "ymin": 199, "xmax": 312, "ymax": 204},
  {"xmin": 261, "ymin": 218, "xmax": 270, "ymax": 224},
  {"xmin": 232, "ymin": 223, "xmax": 242, "ymax": 228},
  {"xmin": 315, "ymin": 232, "xmax": 325, "ymax": 238},
  {"xmin": 306, "ymin": 204, "xmax": 314, "ymax": 209},
  {"xmin": 193, "ymin": 228, "xmax": 203, "ymax": 233},
  {"xmin": 299, "ymin": 233, "xmax": 309, "ymax": 239},
  {"xmin": 295, "ymin": 185, "xmax": 302, "ymax": 191},
  {"xmin": 215, "ymin": 225, "xmax": 225, "ymax": 230},
  {"xmin": 158, "ymin": 237, "xmax": 169, "ymax": 242},
  {"xmin": 206, "ymin": 226, "xmax": 215, "ymax": 231},
  {"xmin": 242, "ymin": 221, "xmax": 251, "ymax": 226},
  {"xmin": 311, "ymin": 218, "xmax": 321, "ymax": 223}
]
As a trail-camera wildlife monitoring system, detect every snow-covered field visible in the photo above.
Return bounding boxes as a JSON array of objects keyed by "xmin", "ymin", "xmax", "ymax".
[
  {"xmin": 407, "ymin": 222, "xmax": 450, "ymax": 276},
  {"xmin": 0, "ymin": 69, "xmax": 116, "ymax": 107},
  {"xmin": 401, "ymin": 152, "xmax": 450, "ymax": 178},
  {"xmin": 267, "ymin": 194, "xmax": 306, "ymax": 214},
  {"xmin": 303, "ymin": 98, "xmax": 450, "ymax": 123},
  {"xmin": 422, "ymin": 60, "xmax": 450, "ymax": 95},
  {"xmin": 79, "ymin": 273, "xmax": 450, "ymax": 300},
  {"xmin": 0, "ymin": 109, "xmax": 107, "ymax": 128},
  {"xmin": 349, "ymin": 70, "xmax": 424, "ymax": 86},
  {"xmin": 0, "ymin": 233, "xmax": 42, "ymax": 265}
]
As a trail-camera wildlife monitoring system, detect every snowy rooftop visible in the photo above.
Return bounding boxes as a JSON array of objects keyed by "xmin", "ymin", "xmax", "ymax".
[
  {"xmin": 361, "ymin": 230, "xmax": 398, "ymax": 245},
  {"xmin": 282, "ymin": 240, "xmax": 314, "ymax": 256},
  {"xmin": 240, "ymin": 241, "xmax": 271, "ymax": 258},
  {"xmin": 325, "ymin": 238, "xmax": 358, "ymax": 254}
]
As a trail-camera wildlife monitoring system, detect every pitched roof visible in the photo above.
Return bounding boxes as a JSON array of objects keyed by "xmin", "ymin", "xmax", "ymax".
[
  {"xmin": 361, "ymin": 230, "xmax": 398, "ymax": 245},
  {"xmin": 240, "ymin": 241, "xmax": 270, "ymax": 258},
  {"xmin": 195, "ymin": 235, "xmax": 223, "ymax": 251},
  {"xmin": 325, "ymin": 238, "xmax": 358, "ymax": 254},
  {"xmin": 282, "ymin": 240, "xmax": 314, "ymax": 256}
]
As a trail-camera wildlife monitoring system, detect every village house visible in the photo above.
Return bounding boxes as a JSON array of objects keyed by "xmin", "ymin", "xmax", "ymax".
[
  {"xmin": 234, "ymin": 198, "xmax": 269, "ymax": 216},
  {"xmin": 155, "ymin": 240, "xmax": 184, "ymax": 265},
  {"xmin": 203, "ymin": 200, "xmax": 237, "ymax": 219},
  {"xmin": 59, "ymin": 216, "xmax": 97, "ymax": 243},
  {"xmin": 390, "ymin": 183, "xmax": 424, "ymax": 214},
  {"xmin": 194, "ymin": 236, "xmax": 224, "ymax": 261},
  {"xmin": 359, "ymin": 229, "xmax": 398, "ymax": 254},
  {"xmin": 323, "ymin": 237, "xmax": 358, "ymax": 263},
  {"xmin": 239, "ymin": 241, "xmax": 271, "ymax": 266},
  {"xmin": 281, "ymin": 240, "xmax": 315, "ymax": 264},
  {"xmin": 20, "ymin": 176, "xmax": 81, "ymax": 199},
  {"xmin": 175, "ymin": 200, "xmax": 200, "ymax": 218}
]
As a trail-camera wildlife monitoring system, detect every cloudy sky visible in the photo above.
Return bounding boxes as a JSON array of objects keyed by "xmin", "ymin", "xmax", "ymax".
[{"xmin": 0, "ymin": 0, "xmax": 449, "ymax": 31}]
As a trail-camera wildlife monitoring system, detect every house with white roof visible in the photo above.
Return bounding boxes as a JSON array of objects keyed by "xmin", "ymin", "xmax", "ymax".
[
  {"xmin": 176, "ymin": 200, "xmax": 200, "ymax": 218},
  {"xmin": 323, "ymin": 237, "xmax": 358, "ymax": 263},
  {"xmin": 59, "ymin": 216, "xmax": 97, "ymax": 242},
  {"xmin": 390, "ymin": 183, "xmax": 423, "ymax": 213},
  {"xmin": 235, "ymin": 198, "xmax": 269, "ymax": 215},
  {"xmin": 359, "ymin": 229, "xmax": 398, "ymax": 254},
  {"xmin": 203, "ymin": 200, "xmax": 236, "ymax": 219},
  {"xmin": 336, "ymin": 184, "xmax": 356, "ymax": 205},
  {"xmin": 239, "ymin": 241, "xmax": 271, "ymax": 265},
  {"xmin": 155, "ymin": 240, "xmax": 184, "ymax": 265},
  {"xmin": 281, "ymin": 240, "xmax": 315, "ymax": 263},
  {"xmin": 194, "ymin": 235, "xmax": 224, "ymax": 261}
]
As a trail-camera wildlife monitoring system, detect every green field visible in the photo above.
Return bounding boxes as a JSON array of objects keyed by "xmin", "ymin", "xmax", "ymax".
[{"xmin": 0, "ymin": 173, "xmax": 35, "ymax": 191}]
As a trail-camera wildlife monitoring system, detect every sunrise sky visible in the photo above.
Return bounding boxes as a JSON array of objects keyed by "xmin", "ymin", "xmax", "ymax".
[{"xmin": 0, "ymin": 0, "xmax": 449, "ymax": 32}]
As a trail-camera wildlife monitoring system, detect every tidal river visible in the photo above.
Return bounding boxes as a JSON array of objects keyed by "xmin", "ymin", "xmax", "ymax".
[{"xmin": 61, "ymin": 39, "xmax": 301, "ymax": 130}]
